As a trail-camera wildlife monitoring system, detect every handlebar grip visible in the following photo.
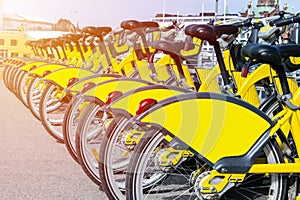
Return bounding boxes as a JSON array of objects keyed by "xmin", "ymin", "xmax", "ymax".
[
  {"xmin": 270, "ymin": 18, "xmax": 293, "ymax": 27},
  {"xmin": 294, "ymin": 13, "xmax": 300, "ymax": 23},
  {"xmin": 233, "ymin": 18, "xmax": 252, "ymax": 28},
  {"xmin": 270, "ymin": 13, "xmax": 300, "ymax": 27}
]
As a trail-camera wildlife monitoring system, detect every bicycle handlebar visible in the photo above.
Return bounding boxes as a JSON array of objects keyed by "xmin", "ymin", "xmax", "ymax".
[
  {"xmin": 232, "ymin": 18, "xmax": 253, "ymax": 28},
  {"xmin": 270, "ymin": 13, "xmax": 300, "ymax": 27}
]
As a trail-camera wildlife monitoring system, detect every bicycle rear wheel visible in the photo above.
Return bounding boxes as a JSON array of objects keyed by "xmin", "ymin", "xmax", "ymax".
[
  {"xmin": 62, "ymin": 97, "xmax": 87, "ymax": 163},
  {"xmin": 99, "ymin": 116, "xmax": 138, "ymax": 200},
  {"xmin": 75, "ymin": 102, "xmax": 110, "ymax": 186},
  {"xmin": 26, "ymin": 77, "xmax": 43, "ymax": 120},
  {"xmin": 39, "ymin": 83, "xmax": 70, "ymax": 142},
  {"xmin": 126, "ymin": 127, "xmax": 287, "ymax": 200}
]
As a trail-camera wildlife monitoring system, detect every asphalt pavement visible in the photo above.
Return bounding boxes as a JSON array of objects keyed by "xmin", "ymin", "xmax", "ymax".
[{"xmin": 0, "ymin": 80, "xmax": 108, "ymax": 199}]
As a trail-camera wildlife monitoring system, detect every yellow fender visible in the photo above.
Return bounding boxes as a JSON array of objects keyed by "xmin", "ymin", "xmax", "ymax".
[
  {"xmin": 42, "ymin": 67, "xmax": 95, "ymax": 89},
  {"xmin": 21, "ymin": 60, "xmax": 45, "ymax": 66},
  {"xmin": 29, "ymin": 64, "xmax": 68, "ymax": 77},
  {"xmin": 236, "ymin": 64, "xmax": 273, "ymax": 105},
  {"xmin": 135, "ymin": 92, "xmax": 273, "ymax": 173},
  {"xmin": 20, "ymin": 61, "xmax": 49, "ymax": 72},
  {"xmin": 66, "ymin": 74, "xmax": 121, "ymax": 94},
  {"xmin": 108, "ymin": 85, "xmax": 190, "ymax": 116},
  {"xmin": 82, "ymin": 78, "xmax": 154, "ymax": 104}
]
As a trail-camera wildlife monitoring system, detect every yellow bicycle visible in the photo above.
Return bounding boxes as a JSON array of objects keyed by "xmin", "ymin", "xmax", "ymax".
[{"xmin": 124, "ymin": 28, "xmax": 300, "ymax": 200}]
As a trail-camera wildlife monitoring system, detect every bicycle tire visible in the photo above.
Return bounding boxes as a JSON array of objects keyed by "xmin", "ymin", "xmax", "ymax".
[{"xmin": 125, "ymin": 127, "xmax": 287, "ymax": 199}]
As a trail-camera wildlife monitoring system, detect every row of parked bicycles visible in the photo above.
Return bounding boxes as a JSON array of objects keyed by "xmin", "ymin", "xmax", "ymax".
[{"xmin": 3, "ymin": 10, "xmax": 300, "ymax": 199}]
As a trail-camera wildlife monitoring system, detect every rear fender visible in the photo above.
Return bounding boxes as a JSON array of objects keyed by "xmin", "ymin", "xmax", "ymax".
[
  {"xmin": 29, "ymin": 64, "xmax": 68, "ymax": 77},
  {"xmin": 65, "ymin": 74, "xmax": 121, "ymax": 94},
  {"xmin": 108, "ymin": 85, "xmax": 190, "ymax": 117},
  {"xmin": 82, "ymin": 78, "xmax": 153, "ymax": 105},
  {"xmin": 42, "ymin": 68, "xmax": 95, "ymax": 88},
  {"xmin": 20, "ymin": 61, "xmax": 49, "ymax": 72},
  {"xmin": 135, "ymin": 92, "xmax": 273, "ymax": 173},
  {"xmin": 20, "ymin": 61, "xmax": 49, "ymax": 71}
]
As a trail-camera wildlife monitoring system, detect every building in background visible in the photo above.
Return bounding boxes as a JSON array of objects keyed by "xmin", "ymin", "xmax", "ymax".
[
  {"xmin": 240, "ymin": 0, "xmax": 295, "ymax": 18},
  {"xmin": 0, "ymin": 13, "xmax": 77, "ymax": 58},
  {"xmin": 3, "ymin": 13, "xmax": 53, "ymax": 32},
  {"xmin": 0, "ymin": 13, "xmax": 53, "ymax": 58},
  {"xmin": 0, "ymin": 0, "xmax": 76, "ymax": 58},
  {"xmin": 0, "ymin": 31, "xmax": 31, "ymax": 58}
]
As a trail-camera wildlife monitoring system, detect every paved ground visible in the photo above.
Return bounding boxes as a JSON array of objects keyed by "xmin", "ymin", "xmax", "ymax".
[{"xmin": 0, "ymin": 80, "xmax": 108, "ymax": 199}]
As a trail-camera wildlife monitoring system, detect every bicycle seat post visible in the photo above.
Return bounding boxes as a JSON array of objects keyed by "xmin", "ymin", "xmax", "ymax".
[
  {"xmin": 185, "ymin": 24, "xmax": 240, "ymax": 95},
  {"xmin": 213, "ymin": 41, "xmax": 231, "ymax": 86}
]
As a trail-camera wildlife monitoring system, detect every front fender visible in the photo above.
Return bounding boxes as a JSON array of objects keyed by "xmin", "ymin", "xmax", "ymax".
[
  {"xmin": 197, "ymin": 65, "xmax": 221, "ymax": 92},
  {"xmin": 114, "ymin": 50, "xmax": 138, "ymax": 75},
  {"xmin": 135, "ymin": 92, "xmax": 273, "ymax": 169},
  {"xmin": 237, "ymin": 64, "xmax": 272, "ymax": 96}
]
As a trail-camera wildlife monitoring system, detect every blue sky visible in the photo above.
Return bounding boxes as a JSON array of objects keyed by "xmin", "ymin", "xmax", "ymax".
[{"xmin": 3, "ymin": 0, "xmax": 299, "ymax": 28}]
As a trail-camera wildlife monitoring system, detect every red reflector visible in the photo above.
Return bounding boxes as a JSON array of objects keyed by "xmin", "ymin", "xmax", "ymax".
[
  {"xmin": 30, "ymin": 65, "xmax": 37, "ymax": 71},
  {"xmin": 241, "ymin": 67, "xmax": 249, "ymax": 78},
  {"xmin": 42, "ymin": 70, "xmax": 51, "ymax": 77},
  {"xmin": 81, "ymin": 82, "xmax": 96, "ymax": 93},
  {"xmin": 136, "ymin": 98, "xmax": 157, "ymax": 115},
  {"xmin": 105, "ymin": 91, "xmax": 123, "ymax": 105},
  {"xmin": 67, "ymin": 77, "xmax": 79, "ymax": 87}
]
